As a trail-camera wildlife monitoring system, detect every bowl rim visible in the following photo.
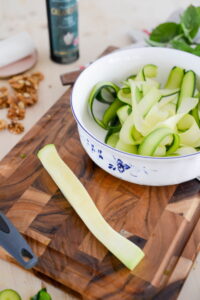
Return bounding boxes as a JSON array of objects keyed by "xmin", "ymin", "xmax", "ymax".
[{"xmin": 71, "ymin": 46, "xmax": 200, "ymax": 161}]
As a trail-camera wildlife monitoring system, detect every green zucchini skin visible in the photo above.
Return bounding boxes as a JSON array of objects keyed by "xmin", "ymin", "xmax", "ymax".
[
  {"xmin": 87, "ymin": 65, "xmax": 200, "ymax": 157},
  {"xmin": 117, "ymin": 89, "xmax": 132, "ymax": 105},
  {"xmin": 105, "ymin": 132, "xmax": 119, "ymax": 148},
  {"xmin": 135, "ymin": 64, "xmax": 157, "ymax": 81},
  {"xmin": 88, "ymin": 81, "xmax": 120, "ymax": 129},
  {"xmin": 191, "ymin": 104, "xmax": 200, "ymax": 127},
  {"xmin": 164, "ymin": 66, "xmax": 185, "ymax": 89},
  {"xmin": 102, "ymin": 99, "xmax": 124, "ymax": 128},
  {"xmin": 138, "ymin": 127, "xmax": 173, "ymax": 156},
  {"xmin": 0, "ymin": 289, "xmax": 21, "ymax": 300},
  {"xmin": 166, "ymin": 134, "xmax": 180, "ymax": 155},
  {"xmin": 177, "ymin": 70, "xmax": 196, "ymax": 110},
  {"xmin": 96, "ymin": 87, "xmax": 116, "ymax": 104}
]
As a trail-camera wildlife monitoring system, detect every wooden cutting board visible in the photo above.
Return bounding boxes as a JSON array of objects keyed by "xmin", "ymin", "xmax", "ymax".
[{"xmin": 0, "ymin": 47, "xmax": 200, "ymax": 300}]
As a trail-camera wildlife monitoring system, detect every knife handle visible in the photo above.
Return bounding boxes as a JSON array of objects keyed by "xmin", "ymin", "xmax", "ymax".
[
  {"xmin": 60, "ymin": 69, "xmax": 83, "ymax": 86},
  {"xmin": 0, "ymin": 212, "xmax": 38, "ymax": 269}
]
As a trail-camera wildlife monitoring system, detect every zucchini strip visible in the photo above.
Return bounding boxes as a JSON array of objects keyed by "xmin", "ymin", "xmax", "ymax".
[
  {"xmin": 105, "ymin": 125, "xmax": 121, "ymax": 145},
  {"xmin": 38, "ymin": 145, "xmax": 144, "ymax": 270},
  {"xmin": 129, "ymin": 81, "xmax": 150, "ymax": 136},
  {"xmin": 176, "ymin": 146, "xmax": 197, "ymax": 155},
  {"xmin": 115, "ymin": 139, "xmax": 137, "ymax": 153},
  {"xmin": 138, "ymin": 87, "xmax": 162, "ymax": 117},
  {"xmin": 88, "ymin": 81, "xmax": 119, "ymax": 128},
  {"xmin": 117, "ymin": 105, "xmax": 132, "ymax": 125},
  {"xmin": 142, "ymin": 79, "xmax": 160, "ymax": 96},
  {"xmin": 102, "ymin": 98, "xmax": 124, "ymax": 128},
  {"xmin": 177, "ymin": 70, "xmax": 196, "ymax": 110},
  {"xmin": 166, "ymin": 134, "xmax": 180, "ymax": 155},
  {"xmin": 178, "ymin": 114, "xmax": 200, "ymax": 147},
  {"xmin": 158, "ymin": 94, "xmax": 178, "ymax": 107},
  {"xmin": 96, "ymin": 87, "xmax": 116, "ymax": 104},
  {"xmin": 135, "ymin": 64, "xmax": 157, "ymax": 81},
  {"xmin": 106, "ymin": 132, "xmax": 119, "ymax": 148},
  {"xmin": 145, "ymin": 104, "xmax": 169, "ymax": 127},
  {"xmin": 177, "ymin": 97, "xmax": 198, "ymax": 114},
  {"xmin": 117, "ymin": 89, "xmax": 132, "ymax": 105},
  {"xmin": 0, "ymin": 289, "xmax": 21, "ymax": 300},
  {"xmin": 159, "ymin": 89, "xmax": 179, "ymax": 97},
  {"xmin": 138, "ymin": 127, "xmax": 174, "ymax": 156},
  {"xmin": 154, "ymin": 145, "xmax": 166, "ymax": 156},
  {"xmin": 119, "ymin": 113, "xmax": 135, "ymax": 144},
  {"xmin": 164, "ymin": 66, "xmax": 185, "ymax": 89},
  {"xmin": 191, "ymin": 104, "xmax": 200, "ymax": 127}
]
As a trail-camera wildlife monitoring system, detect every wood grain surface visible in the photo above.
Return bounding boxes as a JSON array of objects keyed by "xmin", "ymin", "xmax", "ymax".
[{"xmin": 0, "ymin": 47, "xmax": 199, "ymax": 300}]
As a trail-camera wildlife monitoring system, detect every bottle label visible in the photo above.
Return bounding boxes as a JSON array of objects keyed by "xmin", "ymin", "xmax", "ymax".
[{"xmin": 49, "ymin": 0, "xmax": 78, "ymax": 61}]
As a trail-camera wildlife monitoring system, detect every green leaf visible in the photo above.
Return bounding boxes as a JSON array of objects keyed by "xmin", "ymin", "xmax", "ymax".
[
  {"xmin": 30, "ymin": 288, "xmax": 52, "ymax": 300},
  {"xmin": 149, "ymin": 22, "xmax": 181, "ymax": 43},
  {"xmin": 180, "ymin": 5, "xmax": 200, "ymax": 42},
  {"xmin": 191, "ymin": 44, "xmax": 200, "ymax": 56},
  {"xmin": 194, "ymin": 44, "xmax": 200, "ymax": 51},
  {"xmin": 171, "ymin": 40, "xmax": 193, "ymax": 53},
  {"xmin": 145, "ymin": 4, "xmax": 200, "ymax": 56},
  {"xmin": 171, "ymin": 39, "xmax": 200, "ymax": 56},
  {"xmin": 196, "ymin": 6, "xmax": 200, "ymax": 18}
]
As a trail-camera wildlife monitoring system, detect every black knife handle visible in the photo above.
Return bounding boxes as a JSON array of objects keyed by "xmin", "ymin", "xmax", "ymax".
[{"xmin": 0, "ymin": 212, "xmax": 38, "ymax": 269}]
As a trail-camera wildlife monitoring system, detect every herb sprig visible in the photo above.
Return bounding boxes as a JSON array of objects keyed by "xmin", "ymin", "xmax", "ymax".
[
  {"xmin": 147, "ymin": 5, "xmax": 200, "ymax": 56},
  {"xmin": 30, "ymin": 288, "xmax": 52, "ymax": 300}
]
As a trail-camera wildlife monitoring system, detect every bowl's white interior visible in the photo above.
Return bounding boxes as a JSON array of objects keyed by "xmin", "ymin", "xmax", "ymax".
[{"xmin": 72, "ymin": 47, "xmax": 200, "ymax": 143}]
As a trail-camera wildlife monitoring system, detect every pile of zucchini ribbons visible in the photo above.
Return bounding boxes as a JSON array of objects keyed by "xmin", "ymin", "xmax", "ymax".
[{"xmin": 88, "ymin": 64, "xmax": 200, "ymax": 157}]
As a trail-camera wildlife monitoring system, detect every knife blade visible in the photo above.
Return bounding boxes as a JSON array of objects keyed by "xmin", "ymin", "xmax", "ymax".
[{"xmin": 0, "ymin": 212, "xmax": 38, "ymax": 269}]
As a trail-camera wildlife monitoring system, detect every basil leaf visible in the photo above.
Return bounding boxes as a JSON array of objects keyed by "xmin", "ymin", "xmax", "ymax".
[
  {"xmin": 180, "ymin": 5, "xmax": 200, "ymax": 42},
  {"xmin": 149, "ymin": 22, "xmax": 181, "ymax": 43}
]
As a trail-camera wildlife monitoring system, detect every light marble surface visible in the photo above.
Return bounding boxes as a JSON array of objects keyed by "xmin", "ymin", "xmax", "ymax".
[{"xmin": 0, "ymin": 0, "xmax": 199, "ymax": 299}]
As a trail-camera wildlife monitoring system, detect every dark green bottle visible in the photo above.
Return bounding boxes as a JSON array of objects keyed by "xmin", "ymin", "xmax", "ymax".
[{"xmin": 46, "ymin": 0, "xmax": 79, "ymax": 64}]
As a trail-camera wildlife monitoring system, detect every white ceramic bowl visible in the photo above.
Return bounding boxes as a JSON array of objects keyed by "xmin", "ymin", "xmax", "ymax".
[{"xmin": 71, "ymin": 47, "xmax": 200, "ymax": 186}]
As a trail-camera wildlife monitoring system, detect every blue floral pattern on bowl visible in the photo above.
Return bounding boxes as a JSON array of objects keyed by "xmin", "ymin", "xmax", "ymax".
[
  {"xmin": 81, "ymin": 135, "xmax": 158, "ymax": 179},
  {"xmin": 108, "ymin": 159, "xmax": 131, "ymax": 173}
]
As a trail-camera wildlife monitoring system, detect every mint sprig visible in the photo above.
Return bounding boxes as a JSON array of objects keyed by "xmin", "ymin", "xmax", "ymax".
[{"xmin": 147, "ymin": 5, "xmax": 200, "ymax": 56}]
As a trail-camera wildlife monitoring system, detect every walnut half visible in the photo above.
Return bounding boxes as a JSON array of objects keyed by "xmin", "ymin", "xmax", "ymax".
[
  {"xmin": 7, "ymin": 99, "xmax": 25, "ymax": 120},
  {"xmin": 0, "ymin": 87, "xmax": 9, "ymax": 109},
  {"xmin": 8, "ymin": 121, "xmax": 24, "ymax": 134},
  {"xmin": 0, "ymin": 119, "xmax": 7, "ymax": 131}
]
